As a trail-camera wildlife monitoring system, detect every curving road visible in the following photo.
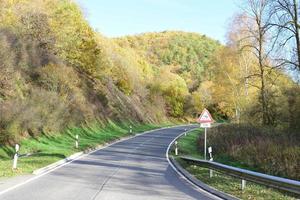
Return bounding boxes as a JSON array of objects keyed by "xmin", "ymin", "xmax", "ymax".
[{"xmin": 1, "ymin": 126, "xmax": 219, "ymax": 200}]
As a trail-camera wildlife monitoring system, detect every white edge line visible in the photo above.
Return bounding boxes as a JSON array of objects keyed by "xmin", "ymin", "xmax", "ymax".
[
  {"xmin": 165, "ymin": 128, "xmax": 222, "ymax": 200},
  {"xmin": 0, "ymin": 124, "xmax": 185, "ymax": 196}
]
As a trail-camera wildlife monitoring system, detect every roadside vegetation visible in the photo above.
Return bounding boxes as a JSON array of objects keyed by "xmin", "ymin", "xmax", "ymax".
[
  {"xmin": 174, "ymin": 129, "xmax": 297, "ymax": 200},
  {"xmin": 200, "ymin": 124, "xmax": 300, "ymax": 180},
  {"xmin": 0, "ymin": 122, "xmax": 165, "ymax": 177}
]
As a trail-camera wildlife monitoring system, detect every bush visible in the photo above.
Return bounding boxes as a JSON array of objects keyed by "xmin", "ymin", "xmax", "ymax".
[{"xmin": 0, "ymin": 89, "xmax": 71, "ymax": 144}]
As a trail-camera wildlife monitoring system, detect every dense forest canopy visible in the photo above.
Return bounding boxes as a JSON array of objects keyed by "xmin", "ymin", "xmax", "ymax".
[
  {"xmin": 0, "ymin": 0, "xmax": 299, "ymax": 144},
  {"xmin": 115, "ymin": 32, "xmax": 220, "ymax": 91}
]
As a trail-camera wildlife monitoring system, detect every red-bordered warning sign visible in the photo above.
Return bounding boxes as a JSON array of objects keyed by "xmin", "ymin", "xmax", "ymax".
[{"xmin": 197, "ymin": 108, "xmax": 214, "ymax": 123}]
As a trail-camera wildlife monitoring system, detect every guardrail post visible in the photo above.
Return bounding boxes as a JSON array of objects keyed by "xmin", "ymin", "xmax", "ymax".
[
  {"xmin": 130, "ymin": 126, "xmax": 132, "ymax": 133},
  {"xmin": 241, "ymin": 179, "xmax": 246, "ymax": 190},
  {"xmin": 12, "ymin": 144, "xmax": 19, "ymax": 169},
  {"xmin": 175, "ymin": 141, "xmax": 178, "ymax": 156},
  {"xmin": 181, "ymin": 156, "xmax": 300, "ymax": 195},
  {"xmin": 209, "ymin": 169, "xmax": 213, "ymax": 178},
  {"xmin": 75, "ymin": 134, "xmax": 79, "ymax": 149}
]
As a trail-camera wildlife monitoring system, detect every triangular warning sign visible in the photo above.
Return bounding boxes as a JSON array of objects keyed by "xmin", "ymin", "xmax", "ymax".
[{"xmin": 197, "ymin": 108, "xmax": 214, "ymax": 123}]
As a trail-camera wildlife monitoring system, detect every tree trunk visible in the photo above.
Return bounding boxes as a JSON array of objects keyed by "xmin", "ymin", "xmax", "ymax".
[
  {"xmin": 260, "ymin": 71, "xmax": 268, "ymax": 125},
  {"xmin": 293, "ymin": 0, "xmax": 300, "ymax": 70},
  {"xmin": 258, "ymin": 23, "xmax": 269, "ymax": 125}
]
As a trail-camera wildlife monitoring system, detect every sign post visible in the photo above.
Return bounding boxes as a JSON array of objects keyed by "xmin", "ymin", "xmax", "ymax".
[
  {"xmin": 197, "ymin": 108, "xmax": 214, "ymax": 160},
  {"xmin": 204, "ymin": 128, "xmax": 207, "ymax": 160}
]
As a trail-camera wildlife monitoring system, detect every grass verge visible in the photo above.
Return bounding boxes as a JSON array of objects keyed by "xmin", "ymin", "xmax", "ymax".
[
  {"xmin": 0, "ymin": 121, "xmax": 169, "ymax": 178},
  {"xmin": 173, "ymin": 128, "xmax": 298, "ymax": 200}
]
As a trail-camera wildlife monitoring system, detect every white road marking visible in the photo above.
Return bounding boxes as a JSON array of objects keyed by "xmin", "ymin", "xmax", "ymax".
[
  {"xmin": 165, "ymin": 129, "xmax": 222, "ymax": 200},
  {"xmin": 0, "ymin": 125, "xmax": 184, "ymax": 196}
]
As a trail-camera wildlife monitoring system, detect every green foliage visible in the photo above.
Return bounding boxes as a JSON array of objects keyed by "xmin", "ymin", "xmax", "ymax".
[
  {"xmin": 115, "ymin": 32, "xmax": 221, "ymax": 117},
  {"xmin": 48, "ymin": 0, "xmax": 101, "ymax": 74},
  {"xmin": 154, "ymin": 68, "xmax": 189, "ymax": 117},
  {"xmin": 115, "ymin": 31, "xmax": 221, "ymax": 91}
]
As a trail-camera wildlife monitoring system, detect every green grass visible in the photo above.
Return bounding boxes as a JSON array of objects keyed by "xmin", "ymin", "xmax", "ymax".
[
  {"xmin": 173, "ymin": 128, "xmax": 298, "ymax": 200},
  {"xmin": 175, "ymin": 128, "xmax": 204, "ymax": 159},
  {"xmin": 0, "ymin": 121, "xmax": 169, "ymax": 178}
]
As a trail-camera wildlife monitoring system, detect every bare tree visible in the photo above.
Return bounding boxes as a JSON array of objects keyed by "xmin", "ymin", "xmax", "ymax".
[
  {"xmin": 270, "ymin": 0, "xmax": 300, "ymax": 71},
  {"xmin": 239, "ymin": 0, "xmax": 276, "ymax": 125}
]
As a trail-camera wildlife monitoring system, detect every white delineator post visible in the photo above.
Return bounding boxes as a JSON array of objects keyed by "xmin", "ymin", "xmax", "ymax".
[
  {"xmin": 241, "ymin": 179, "xmax": 246, "ymax": 190},
  {"xmin": 12, "ymin": 144, "xmax": 19, "ymax": 169},
  {"xmin": 75, "ymin": 134, "xmax": 79, "ymax": 149},
  {"xmin": 130, "ymin": 126, "xmax": 132, "ymax": 134},
  {"xmin": 208, "ymin": 146, "xmax": 213, "ymax": 178},
  {"xmin": 175, "ymin": 141, "xmax": 178, "ymax": 156}
]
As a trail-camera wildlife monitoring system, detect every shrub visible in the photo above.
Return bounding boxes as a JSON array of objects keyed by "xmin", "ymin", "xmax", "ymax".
[{"xmin": 0, "ymin": 89, "xmax": 71, "ymax": 144}]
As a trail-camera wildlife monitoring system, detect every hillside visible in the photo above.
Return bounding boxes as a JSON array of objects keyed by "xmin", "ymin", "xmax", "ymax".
[
  {"xmin": 114, "ymin": 31, "xmax": 221, "ymax": 117},
  {"xmin": 114, "ymin": 31, "xmax": 220, "ymax": 91},
  {"xmin": 0, "ymin": 0, "xmax": 220, "ymax": 144}
]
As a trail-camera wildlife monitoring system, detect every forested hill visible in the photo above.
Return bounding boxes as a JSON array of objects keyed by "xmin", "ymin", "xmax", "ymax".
[
  {"xmin": 114, "ymin": 32, "xmax": 220, "ymax": 91},
  {"xmin": 114, "ymin": 31, "xmax": 221, "ymax": 117},
  {"xmin": 0, "ymin": 0, "xmax": 221, "ymax": 143}
]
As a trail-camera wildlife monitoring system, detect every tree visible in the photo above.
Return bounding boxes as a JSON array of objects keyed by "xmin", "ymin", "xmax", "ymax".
[
  {"xmin": 209, "ymin": 47, "xmax": 247, "ymax": 122},
  {"xmin": 239, "ymin": 0, "xmax": 277, "ymax": 125},
  {"xmin": 48, "ymin": 0, "xmax": 101, "ymax": 74},
  {"xmin": 156, "ymin": 67, "xmax": 189, "ymax": 117},
  {"xmin": 270, "ymin": 0, "xmax": 300, "ymax": 71}
]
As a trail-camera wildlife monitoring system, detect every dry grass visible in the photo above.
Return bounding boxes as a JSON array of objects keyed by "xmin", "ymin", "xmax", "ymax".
[{"xmin": 198, "ymin": 124, "xmax": 300, "ymax": 180}]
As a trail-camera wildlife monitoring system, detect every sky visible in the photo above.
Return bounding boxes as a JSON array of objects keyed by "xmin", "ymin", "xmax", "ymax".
[{"xmin": 77, "ymin": 0, "xmax": 239, "ymax": 43}]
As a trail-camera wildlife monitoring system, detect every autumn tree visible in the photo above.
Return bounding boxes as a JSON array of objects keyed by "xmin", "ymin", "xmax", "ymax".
[
  {"xmin": 218, "ymin": 14, "xmax": 259, "ymax": 122},
  {"xmin": 239, "ymin": 0, "xmax": 277, "ymax": 125},
  {"xmin": 210, "ymin": 47, "xmax": 246, "ymax": 121},
  {"xmin": 154, "ymin": 67, "xmax": 189, "ymax": 117}
]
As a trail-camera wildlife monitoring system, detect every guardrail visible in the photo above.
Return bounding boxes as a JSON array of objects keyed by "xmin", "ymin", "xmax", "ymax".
[{"xmin": 180, "ymin": 156, "xmax": 300, "ymax": 196}]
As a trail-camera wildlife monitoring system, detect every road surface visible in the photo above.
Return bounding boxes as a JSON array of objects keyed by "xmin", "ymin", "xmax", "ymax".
[{"xmin": 1, "ymin": 126, "xmax": 219, "ymax": 200}]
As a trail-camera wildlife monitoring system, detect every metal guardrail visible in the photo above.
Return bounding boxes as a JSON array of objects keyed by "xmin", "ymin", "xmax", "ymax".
[{"xmin": 180, "ymin": 156, "xmax": 300, "ymax": 196}]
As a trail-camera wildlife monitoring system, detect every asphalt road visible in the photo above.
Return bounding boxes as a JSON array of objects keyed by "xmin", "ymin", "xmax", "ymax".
[{"xmin": 1, "ymin": 126, "xmax": 219, "ymax": 200}]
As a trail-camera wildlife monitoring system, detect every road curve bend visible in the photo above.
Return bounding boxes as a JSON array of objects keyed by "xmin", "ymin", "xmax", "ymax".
[{"xmin": 1, "ymin": 126, "xmax": 220, "ymax": 200}]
